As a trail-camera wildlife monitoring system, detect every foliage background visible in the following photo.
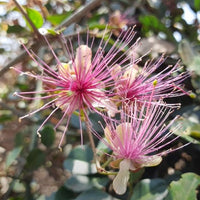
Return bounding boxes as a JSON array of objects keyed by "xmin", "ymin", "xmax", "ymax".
[{"xmin": 0, "ymin": 0, "xmax": 200, "ymax": 199}]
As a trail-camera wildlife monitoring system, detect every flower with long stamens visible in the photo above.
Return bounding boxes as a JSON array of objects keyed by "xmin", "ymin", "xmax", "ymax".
[
  {"xmin": 112, "ymin": 55, "xmax": 192, "ymax": 108},
  {"xmin": 13, "ymin": 28, "xmax": 139, "ymax": 148},
  {"xmin": 103, "ymin": 101, "xmax": 184, "ymax": 195}
]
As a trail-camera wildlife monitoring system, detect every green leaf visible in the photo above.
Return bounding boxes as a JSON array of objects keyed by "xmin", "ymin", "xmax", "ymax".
[
  {"xmin": 64, "ymin": 175, "xmax": 109, "ymax": 192},
  {"xmin": 41, "ymin": 125, "xmax": 55, "ymax": 147},
  {"xmin": 75, "ymin": 188, "xmax": 117, "ymax": 200},
  {"xmin": 68, "ymin": 145, "xmax": 93, "ymax": 162},
  {"xmin": 189, "ymin": 56, "xmax": 200, "ymax": 76},
  {"xmin": 89, "ymin": 112, "xmax": 104, "ymax": 133},
  {"xmin": 46, "ymin": 186, "xmax": 76, "ymax": 200},
  {"xmin": 88, "ymin": 12, "xmax": 107, "ymax": 30},
  {"xmin": 47, "ymin": 28, "xmax": 59, "ymax": 36},
  {"xmin": 0, "ymin": 114, "xmax": 12, "ymax": 123},
  {"xmin": 131, "ymin": 178, "xmax": 168, "ymax": 200},
  {"xmin": 88, "ymin": 23, "xmax": 108, "ymax": 30},
  {"xmin": 166, "ymin": 173, "xmax": 200, "ymax": 200},
  {"xmin": 7, "ymin": 25, "xmax": 25, "ymax": 34},
  {"xmin": 194, "ymin": 0, "xmax": 200, "ymax": 11},
  {"xmin": 91, "ymin": 177, "xmax": 109, "ymax": 189},
  {"xmin": 170, "ymin": 117, "xmax": 200, "ymax": 144},
  {"xmin": 63, "ymin": 158, "xmax": 97, "ymax": 175},
  {"xmin": 8, "ymin": 197, "xmax": 24, "ymax": 200},
  {"xmin": 130, "ymin": 168, "xmax": 145, "ymax": 184},
  {"xmin": 47, "ymin": 12, "xmax": 72, "ymax": 26},
  {"xmin": 25, "ymin": 149, "xmax": 45, "ymax": 171},
  {"xmin": 26, "ymin": 8, "xmax": 43, "ymax": 29},
  {"xmin": 70, "ymin": 114, "xmax": 81, "ymax": 129},
  {"xmin": 13, "ymin": 180, "xmax": 26, "ymax": 192},
  {"xmin": 139, "ymin": 15, "xmax": 174, "ymax": 41},
  {"xmin": 190, "ymin": 124, "xmax": 200, "ymax": 139},
  {"xmin": 139, "ymin": 15, "xmax": 166, "ymax": 32},
  {"xmin": 15, "ymin": 132, "xmax": 26, "ymax": 147},
  {"xmin": 6, "ymin": 146, "xmax": 23, "ymax": 168},
  {"xmin": 64, "ymin": 175, "xmax": 93, "ymax": 192},
  {"xmin": 16, "ymin": 83, "xmax": 29, "ymax": 91}
]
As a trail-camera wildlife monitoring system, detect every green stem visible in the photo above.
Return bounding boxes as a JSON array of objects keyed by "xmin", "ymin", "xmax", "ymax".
[{"xmin": 101, "ymin": 156, "xmax": 113, "ymax": 168}]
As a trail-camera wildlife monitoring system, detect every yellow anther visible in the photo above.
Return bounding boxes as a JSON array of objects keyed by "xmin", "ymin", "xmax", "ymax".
[
  {"xmin": 189, "ymin": 92, "xmax": 196, "ymax": 99},
  {"xmin": 66, "ymin": 90, "xmax": 73, "ymax": 96},
  {"xmin": 153, "ymin": 79, "xmax": 158, "ymax": 87}
]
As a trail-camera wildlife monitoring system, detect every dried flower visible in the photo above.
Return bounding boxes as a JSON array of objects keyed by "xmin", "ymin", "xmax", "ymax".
[{"xmin": 103, "ymin": 101, "xmax": 182, "ymax": 195}]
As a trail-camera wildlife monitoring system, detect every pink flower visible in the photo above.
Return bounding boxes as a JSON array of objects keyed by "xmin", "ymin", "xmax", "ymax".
[
  {"xmin": 13, "ymin": 28, "xmax": 137, "ymax": 148},
  {"xmin": 103, "ymin": 101, "xmax": 183, "ymax": 195},
  {"xmin": 113, "ymin": 55, "xmax": 191, "ymax": 107}
]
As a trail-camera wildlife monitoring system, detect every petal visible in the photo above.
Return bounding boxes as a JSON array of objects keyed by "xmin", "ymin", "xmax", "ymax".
[
  {"xmin": 110, "ymin": 64, "xmax": 121, "ymax": 81},
  {"xmin": 110, "ymin": 158, "xmax": 123, "ymax": 169},
  {"xmin": 75, "ymin": 45, "xmax": 92, "ymax": 73},
  {"xmin": 137, "ymin": 155, "xmax": 162, "ymax": 168},
  {"xmin": 104, "ymin": 126, "xmax": 113, "ymax": 146},
  {"xmin": 113, "ymin": 159, "xmax": 130, "ymax": 195},
  {"xmin": 116, "ymin": 123, "xmax": 132, "ymax": 143},
  {"xmin": 123, "ymin": 65, "xmax": 139, "ymax": 85}
]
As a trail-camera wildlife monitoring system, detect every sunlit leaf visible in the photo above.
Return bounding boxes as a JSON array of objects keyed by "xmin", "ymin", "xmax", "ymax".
[
  {"xmin": 194, "ymin": 0, "xmax": 200, "ymax": 11},
  {"xmin": 166, "ymin": 173, "xmax": 200, "ymax": 200},
  {"xmin": 47, "ymin": 28, "xmax": 59, "ymax": 36},
  {"xmin": 26, "ymin": 8, "xmax": 43, "ymax": 29},
  {"xmin": 47, "ymin": 12, "xmax": 72, "ymax": 26}
]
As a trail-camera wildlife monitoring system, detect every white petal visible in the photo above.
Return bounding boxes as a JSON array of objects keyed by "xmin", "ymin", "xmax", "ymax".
[
  {"xmin": 113, "ymin": 159, "xmax": 130, "ymax": 195},
  {"xmin": 75, "ymin": 45, "xmax": 92, "ymax": 72},
  {"xmin": 116, "ymin": 123, "xmax": 132, "ymax": 143},
  {"xmin": 138, "ymin": 155, "xmax": 162, "ymax": 167}
]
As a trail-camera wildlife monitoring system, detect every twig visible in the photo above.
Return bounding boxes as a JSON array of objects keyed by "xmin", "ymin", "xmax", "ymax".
[
  {"xmin": 55, "ymin": 0, "xmax": 102, "ymax": 31},
  {"xmin": 0, "ymin": 41, "xmax": 43, "ymax": 77},
  {"xmin": 12, "ymin": 0, "xmax": 41, "ymax": 39},
  {"xmin": 85, "ymin": 119, "xmax": 99, "ymax": 167},
  {"xmin": 0, "ymin": 0, "xmax": 103, "ymax": 77},
  {"xmin": 85, "ymin": 119, "xmax": 117, "ymax": 175}
]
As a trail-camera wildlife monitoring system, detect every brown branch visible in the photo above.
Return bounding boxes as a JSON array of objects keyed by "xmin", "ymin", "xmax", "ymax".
[
  {"xmin": 0, "ymin": 0, "xmax": 103, "ymax": 77},
  {"xmin": 55, "ymin": 0, "xmax": 103, "ymax": 31},
  {"xmin": 12, "ymin": 0, "xmax": 41, "ymax": 39},
  {"xmin": 0, "ymin": 41, "xmax": 43, "ymax": 76}
]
